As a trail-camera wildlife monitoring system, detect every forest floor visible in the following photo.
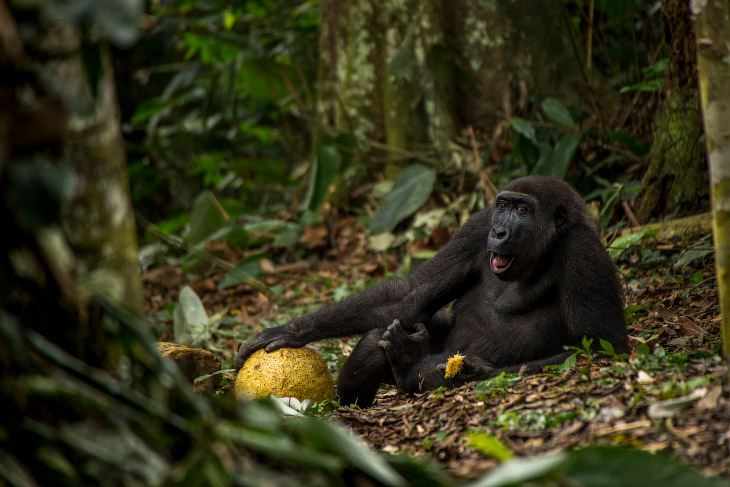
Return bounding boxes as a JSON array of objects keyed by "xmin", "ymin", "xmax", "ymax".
[{"xmin": 142, "ymin": 216, "xmax": 729, "ymax": 481}]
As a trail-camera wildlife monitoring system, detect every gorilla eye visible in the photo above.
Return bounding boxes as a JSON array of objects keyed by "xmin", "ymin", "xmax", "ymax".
[
  {"xmin": 517, "ymin": 204, "xmax": 528, "ymax": 214},
  {"xmin": 498, "ymin": 200, "xmax": 508, "ymax": 210}
]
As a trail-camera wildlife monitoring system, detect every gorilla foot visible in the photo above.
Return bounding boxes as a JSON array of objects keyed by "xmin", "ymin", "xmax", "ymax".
[{"xmin": 378, "ymin": 319, "xmax": 428, "ymax": 386}]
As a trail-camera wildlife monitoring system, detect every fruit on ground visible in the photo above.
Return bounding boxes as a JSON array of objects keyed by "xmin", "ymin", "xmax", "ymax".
[{"xmin": 235, "ymin": 348, "xmax": 335, "ymax": 402}]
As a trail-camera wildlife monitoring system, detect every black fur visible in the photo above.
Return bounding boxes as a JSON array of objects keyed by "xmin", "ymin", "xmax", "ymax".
[{"xmin": 235, "ymin": 176, "xmax": 628, "ymax": 407}]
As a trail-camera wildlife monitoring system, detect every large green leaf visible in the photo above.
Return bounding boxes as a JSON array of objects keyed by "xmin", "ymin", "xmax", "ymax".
[
  {"xmin": 369, "ymin": 164, "xmax": 436, "ymax": 235},
  {"xmin": 469, "ymin": 446, "xmax": 730, "ymax": 487},
  {"xmin": 189, "ymin": 191, "xmax": 228, "ymax": 245},
  {"xmin": 286, "ymin": 418, "xmax": 406, "ymax": 487},
  {"xmin": 565, "ymin": 447, "xmax": 730, "ymax": 487},
  {"xmin": 532, "ymin": 132, "xmax": 581, "ymax": 179},
  {"xmin": 303, "ymin": 145, "xmax": 342, "ymax": 212}
]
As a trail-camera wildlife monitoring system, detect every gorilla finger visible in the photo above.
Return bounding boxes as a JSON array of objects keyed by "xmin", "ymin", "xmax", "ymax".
[
  {"xmin": 435, "ymin": 363, "xmax": 447, "ymax": 375},
  {"xmin": 412, "ymin": 322, "xmax": 426, "ymax": 333},
  {"xmin": 377, "ymin": 340, "xmax": 390, "ymax": 350},
  {"xmin": 264, "ymin": 338, "xmax": 294, "ymax": 353}
]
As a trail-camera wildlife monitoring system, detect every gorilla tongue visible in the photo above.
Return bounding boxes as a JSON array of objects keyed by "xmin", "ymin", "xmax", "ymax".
[{"xmin": 491, "ymin": 253, "xmax": 513, "ymax": 273}]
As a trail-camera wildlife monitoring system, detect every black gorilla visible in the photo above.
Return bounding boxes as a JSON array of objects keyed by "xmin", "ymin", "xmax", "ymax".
[{"xmin": 235, "ymin": 176, "xmax": 628, "ymax": 407}]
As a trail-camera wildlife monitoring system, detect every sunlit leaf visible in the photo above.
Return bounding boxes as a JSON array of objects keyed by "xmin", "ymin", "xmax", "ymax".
[
  {"xmin": 607, "ymin": 229, "xmax": 659, "ymax": 259},
  {"xmin": 173, "ymin": 286, "xmax": 210, "ymax": 346},
  {"xmin": 466, "ymin": 432, "xmax": 513, "ymax": 461}
]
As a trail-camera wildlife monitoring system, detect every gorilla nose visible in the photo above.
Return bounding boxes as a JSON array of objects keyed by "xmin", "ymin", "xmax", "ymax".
[{"xmin": 489, "ymin": 225, "xmax": 510, "ymax": 245}]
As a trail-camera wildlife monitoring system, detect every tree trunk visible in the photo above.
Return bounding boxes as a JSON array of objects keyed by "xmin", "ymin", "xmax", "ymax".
[
  {"xmin": 635, "ymin": 0, "xmax": 709, "ymax": 223},
  {"xmin": 693, "ymin": 0, "xmax": 730, "ymax": 358},
  {"xmin": 14, "ymin": 12, "xmax": 145, "ymax": 313},
  {"xmin": 316, "ymin": 0, "xmax": 589, "ymax": 183}
]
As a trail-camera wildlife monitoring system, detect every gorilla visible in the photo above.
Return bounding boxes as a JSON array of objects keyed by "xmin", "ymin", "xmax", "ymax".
[{"xmin": 235, "ymin": 176, "xmax": 628, "ymax": 407}]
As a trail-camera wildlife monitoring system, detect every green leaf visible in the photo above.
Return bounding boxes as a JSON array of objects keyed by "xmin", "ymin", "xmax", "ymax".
[
  {"xmin": 607, "ymin": 229, "xmax": 659, "ymax": 259},
  {"xmin": 369, "ymin": 164, "xmax": 436, "ymax": 234},
  {"xmin": 532, "ymin": 132, "xmax": 581, "ymax": 179},
  {"xmin": 468, "ymin": 452, "xmax": 567, "ymax": 487},
  {"xmin": 173, "ymin": 286, "xmax": 210, "ymax": 346},
  {"xmin": 131, "ymin": 98, "xmax": 171, "ymax": 124},
  {"xmin": 239, "ymin": 58, "xmax": 290, "ymax": 104},
  {"xmin": 510, "ymin": 118, "xmax": 537, "ymax": 144},
  {"xmin": 467, "ymin": 432, "xmax": 513, "ymax": 461},
  {"xmin": 565, "ymin": 446, "xmax": 730, "ymax": 487},
  {"xmin": 180, "ymin": 243, "xmax": 214, "ymax": 271},
  {"xmin": 194, "ymin": 368, "xmax": 234, "ymax": 383},
  {"xmin": 304, "ymin": 145, "xmax": 343, "ymax": 212},
  {"xmin": 189, "ymin": 191, "xmax": 228, "ymax": 245},
  {"xmin": 273, "ymin": 222, "xmax": 302, "ymax": 247},
  {"xmin": 413, "ymin": 250, "xmax": 438, "ymax": 259},
  {"xmin": 223, "ymin": 9, "xmax": 236, "ymax": 30},
  {"xmin": 620, "ymin": 78, "xmax": 664, "ymax": 94},
  {"xmin": 218, "ymin": 257, "xmax": 263, "ymax": 290},
  {"xmin": 541, "ymin": 98, "xmax": 575, "ymax": 126},
  {"xmin": 286, "ymin": 419, "xmax": 407, "ymax": 487},
  {"xmin": 690, "ymin": 271, "xmax": 705, "ymax": 286},
  {"xmin": 673, "ymin": 248, "xmax": 713, "ymax": 270},
  {"xmin": 599, "ymin": 339, "xmax": 616, "ymax": 356}
]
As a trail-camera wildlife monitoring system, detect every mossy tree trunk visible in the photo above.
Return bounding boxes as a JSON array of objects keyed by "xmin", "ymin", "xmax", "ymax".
[
  {"xmin": 693, "ymin": 0, "xmax": 730, "ymax": 358},
  {"xmin": 635, "ymin": 0, "xmax": 709, "ymax": 223},
  {"xmin": 316, "ymin": 0, "xmax": 589, "ymax": 185},
  {"xmin": 15, "ymin": 12, "xmax": 145, "ymax": 313}
]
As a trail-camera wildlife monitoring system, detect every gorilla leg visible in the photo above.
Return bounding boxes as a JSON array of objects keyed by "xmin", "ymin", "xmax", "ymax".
[
  {"xmin": 337, "ymin": 311, "xmax": 452, "ymax": 407},
  {"xmin": 337, "ymin": 328, "xmax": 393, "ymax": 408}
]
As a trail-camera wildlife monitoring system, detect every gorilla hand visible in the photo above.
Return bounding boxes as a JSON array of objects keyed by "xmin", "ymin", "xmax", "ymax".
[
  {"xmin": 436, "ymin": 356, "xmax": 495, "ymax": 382},
  {"xmin": 234, "ymin": 323, "xmax": 307, "ymax": 372}
]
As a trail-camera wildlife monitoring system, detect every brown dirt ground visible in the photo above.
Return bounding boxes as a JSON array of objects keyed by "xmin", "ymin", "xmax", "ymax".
[{"xmin": 142, "ymin": 222, "xmax": 729, "ymax": 481}]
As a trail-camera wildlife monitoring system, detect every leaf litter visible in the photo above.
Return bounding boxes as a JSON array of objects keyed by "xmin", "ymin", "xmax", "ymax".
[{"xmin": 142, "ymin": 226, "xmax": 729, "ymax": 481}]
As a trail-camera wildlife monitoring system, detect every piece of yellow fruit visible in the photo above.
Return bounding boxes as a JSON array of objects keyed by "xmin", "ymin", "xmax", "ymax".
[{"xmin": 444, "ymin": 353, "xmax": 465, "ymax": 379}]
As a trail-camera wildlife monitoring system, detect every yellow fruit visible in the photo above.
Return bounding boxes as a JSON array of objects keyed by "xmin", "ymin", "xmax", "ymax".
[
  {"xmin": 235, "ymin": 348, "xmax": 335, "ymax": 402},
  {"xmin": 444, "ymin": 353, "xmax": 465, "ymax": 379}
]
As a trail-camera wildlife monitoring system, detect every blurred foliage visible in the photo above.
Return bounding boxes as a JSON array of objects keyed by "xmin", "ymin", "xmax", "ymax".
[{"xmin": 125, "ymin": 0, "xmax": 320, "ymax": 222}]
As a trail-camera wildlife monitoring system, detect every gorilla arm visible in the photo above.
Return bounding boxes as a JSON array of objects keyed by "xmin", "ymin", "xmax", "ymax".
[
  {"xmin": 557, "ymin": 227, "xmax": 628, "ymax": 353},
  {"xmin": 234, "ymin": 211, "xmax": 492, "ymax": 371}
]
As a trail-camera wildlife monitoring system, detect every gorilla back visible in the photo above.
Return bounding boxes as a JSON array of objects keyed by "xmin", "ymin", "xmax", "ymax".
[{"xmin": 235, "ymin": 176, "xmax": 628, "ymax": 407}]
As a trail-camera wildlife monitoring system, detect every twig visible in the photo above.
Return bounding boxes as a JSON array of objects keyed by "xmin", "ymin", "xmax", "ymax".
[
  {"xmin": 467, "ymin": 126, "xmax": 498, "ymax": 203},
  {"xmin": 621, "ymin": 200, "xmax": 640, "ymax": 227}
]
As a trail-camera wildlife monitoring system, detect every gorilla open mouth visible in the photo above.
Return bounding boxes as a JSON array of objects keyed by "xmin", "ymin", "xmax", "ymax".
[{"xmin": 490, "ymin": 252, "xmax": 514, "ymax": 274}]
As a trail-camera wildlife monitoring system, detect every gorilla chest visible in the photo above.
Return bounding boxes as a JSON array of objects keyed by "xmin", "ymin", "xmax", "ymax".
[{"xmin": 448, "ymin": 276, "xmax": 564, "ymax": 359}]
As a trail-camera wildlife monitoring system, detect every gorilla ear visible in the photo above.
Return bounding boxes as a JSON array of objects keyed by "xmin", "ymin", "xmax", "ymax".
[{"xmin": 555, "ymin": 206, "xmax": 568, "ymax": 229}]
